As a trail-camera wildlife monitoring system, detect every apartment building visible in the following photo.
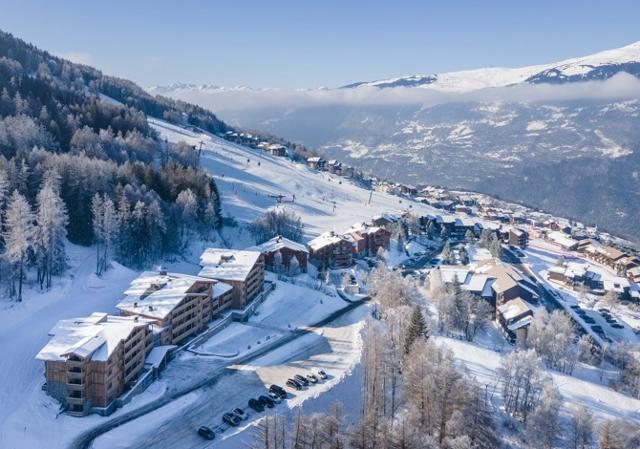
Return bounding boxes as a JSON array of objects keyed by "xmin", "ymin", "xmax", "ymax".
[
  {"xmin": 508, "ymin": 228, "xmax": 529, "ymax": 249},
  {"xmin": 342, "ymin": 223, "xmax": 391, "ymax": 257},
  {"xmin": 36, "ymin": 312, "xmax": 151, "ymax": 416},
  {"xmin": 307, "ymin": 231, "xmax": 353, "ymax": 269},
  {"xmin": 199, "ymin": 249, "xmax": 265, "ymax": 309},
  {"xmin": 117, "ymin": 271, "xmax": 223, "ymax": 346}
]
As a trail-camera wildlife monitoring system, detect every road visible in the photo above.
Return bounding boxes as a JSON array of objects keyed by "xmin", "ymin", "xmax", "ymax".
[{"xmin": 70, "ymin": 299, "xmax": 367, "ymax": 449}]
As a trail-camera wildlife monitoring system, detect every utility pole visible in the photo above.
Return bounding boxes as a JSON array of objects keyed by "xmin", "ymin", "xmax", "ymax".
[{"xmin": 368, "ymin": 189, "xmax": 373, "ymax": 205}]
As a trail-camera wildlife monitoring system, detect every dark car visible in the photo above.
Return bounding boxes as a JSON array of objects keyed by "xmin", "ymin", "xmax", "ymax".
[
  {"xmin": 259, "ymin": 395, "xmax": 275, "ymax": 408},
  {"xmin": 269, "ymin": 384, "xmax": 287, "ymax": 398},
  {"xmin": 198, "ymin": 426, "xmax": 215, "ymax": 440},
  {"xmin": 232, "ymin": 408, "xmax": 246, "ymax": 420},
  {"xmin": 317, "ymin": 369, "xmax": 328, "ymax": 380},
  {"xmin": 223, "ymin": 412, "xmax": 241, "ymax": 426},
  {"xmin": 611, "ymin": 324, "xmax": 624, "ymax": 329},
  {"xmin": 248, "ymin": 398, "xmax": 264, "ymax": 412},
  {"xmin": 306, "ymin": 373, "xmax": 319, "ymax": 384},
  {"xmin": 294, "ymin": 374, "xmax": 309, "ymax": 386},
  {"xmin": 286, "ymin": 378, "xmax": 302, "ymax": 390},
  {"xmin": 268, "ymin": 391, "xmax": 282, "ymax": 403}
]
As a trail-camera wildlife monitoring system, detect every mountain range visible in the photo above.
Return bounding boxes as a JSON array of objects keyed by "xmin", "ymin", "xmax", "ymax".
[{"xmin": 151, "ymin": 42, "xmax": 640, "ymax": 240}]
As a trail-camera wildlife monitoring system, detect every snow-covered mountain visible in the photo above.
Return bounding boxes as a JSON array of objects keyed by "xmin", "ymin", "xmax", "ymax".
[
  {"xmin": 341, "ymin": 41, "xmax": 640, "ymax": 91},
  {"xmin": 149, "ymin": 41, "xmax": 640, "ymax": 240}
]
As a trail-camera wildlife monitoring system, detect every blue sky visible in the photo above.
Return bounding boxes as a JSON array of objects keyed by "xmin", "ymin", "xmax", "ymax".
[{"xmin": 1, "ymin": 0, "xmax": 639, "ymax": 88}]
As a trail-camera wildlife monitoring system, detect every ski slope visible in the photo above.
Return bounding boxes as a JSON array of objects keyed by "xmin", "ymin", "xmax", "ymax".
[{"xmin": 149, "ymin": 118, "xmax": 433, "ymax": 238}]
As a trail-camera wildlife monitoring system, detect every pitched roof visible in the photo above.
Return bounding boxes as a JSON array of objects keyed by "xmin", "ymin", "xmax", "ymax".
[
  {"xmin": 36, "ymin": 313, "xmax": 147, "ymax": 362},
  {"xmin": 497, "ymin": 298, "xmax": 535, "ymax": 322},
  {"xmin": 248, "ymin": 235, "xmax": 308, "ymax": 254},
  {"xmin": 117, "ymin": 271, "xmax": 213, "ymax": 320},
  {"xmin": 308, "ymin": 232, "xmax": 350, "ymax": 251},
  {"xmin": 199, "ymin": 248, "xmax": 263, "ymax": 282}
]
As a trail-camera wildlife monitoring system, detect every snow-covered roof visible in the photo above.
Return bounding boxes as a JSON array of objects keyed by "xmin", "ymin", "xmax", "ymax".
[
  {"xmin": 144, "ymin": 345, "xmax": 176, "ymax": 369},
  {"xmin": 36, "ymin": 313, "xmax": 147, "ymax": 362},
  {"xmin": 507, "ymin": 315, "xmax": 533, "ymax": 332},
  {"xmin": 117, "ymin": 271, "xmax": 214, "ymax": 320},
  {"xmin": 308, "ymin": 232, "xmax": 350, "ymax": 251},
  {"xmin": 249, "ymin": 235, "xmax": 308, "ymax": 254},
  {"xmin": 212, "ymin": 281, "xmax": 233, "ymax": 298},
  {"xmin": 498, "ymin": 298, "xmax": 535, "ymax": 322},
  {"xmin": 463, "ymin": 274, "xmax": 491, "ymax": 294},
  {"xmin": 438, "ymin": 265, "xmax": 471, "ymax": 284},
  {"xmin": 199, "ymin": 248, "xmax": 263, "ymax": 282},
  {"xmin": 548, "ymin": 231, "xmax": 578, "ymax": 249}
]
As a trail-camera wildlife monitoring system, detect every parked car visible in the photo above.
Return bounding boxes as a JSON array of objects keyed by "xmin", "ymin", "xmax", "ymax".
[
  {"xmin": 306, "ymin": 373, "xmax": 319, "ymax": 384},
  {"xmin": 259, "ymin": 395, "xmax": 275, "ymax": 408},
  {"xmin": 611, "ymin": 324, "xmax": 624, "ymax": 329},
  {"xmin": 269, "ymin": 384, "xmax": 287, "ymax": 398},
  {"xmin": 198, "ymin": 426, "xmax": 215, "ymax": 440},
  {"xmin": 317, "ymin": 369, "xmax": 328, "ymax": 380},
  {"xmin": 598, "ymin": 308, "xmax": 610, "ymax": 313},
  {"xmin": 268, "ymin": 391, "xmax": 282, "ymax": 403},
  {"xmin": 223, "ymin": 412, "xmax": 241, "ymax": 426},
  {"xmin": 286, "ymin": 378, "xmax": 302, "ymax": 390},
  {"xmin": 248, "ymin": 398, "xmax": 264, "ymax": 412},
  {"xmin": 294, "ymin": 374, "xmax": 309, "ymax": 386},
  {"xmin": 232, "ymin": 408, "xmax": 247, "ymax": 420}
]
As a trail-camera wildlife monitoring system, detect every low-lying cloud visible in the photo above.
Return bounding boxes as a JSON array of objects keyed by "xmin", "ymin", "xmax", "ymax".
[{"xmin": 158, "ymin": 72, "xmax": 640, "ymax": 113}]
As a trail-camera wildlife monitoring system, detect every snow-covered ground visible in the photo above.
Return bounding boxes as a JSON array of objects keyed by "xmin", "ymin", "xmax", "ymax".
[
  {"xmin": 0, "ymin": 243, "xmax": 141, "ymax": 449},
  {"xmin": 436, "ymin": 335, "xmax": 640, "ymax": 422},
  {"xmin": 149, "ymin": 118, "xmax": 434, "ymax": 239}
]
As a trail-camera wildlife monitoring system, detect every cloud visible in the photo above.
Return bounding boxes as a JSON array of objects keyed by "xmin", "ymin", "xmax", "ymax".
[
  {"xmin": 59, "ymin": 51, "xmax": 94, "ymax": 66},
  {"xmin": 156, "ymin": 73, "xmax": 640, "ymax": 113}
]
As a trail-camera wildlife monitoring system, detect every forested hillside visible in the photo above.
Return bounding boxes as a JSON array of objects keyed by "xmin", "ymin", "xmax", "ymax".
[{"xmin": 0, "ymin": 30, "xmax": 229, "ymax": 298}]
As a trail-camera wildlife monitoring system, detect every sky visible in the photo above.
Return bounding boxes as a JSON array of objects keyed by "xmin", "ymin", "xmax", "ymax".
[{"xmin": 1, "ymin": 0, "xmax": 639, "ymax": 89}]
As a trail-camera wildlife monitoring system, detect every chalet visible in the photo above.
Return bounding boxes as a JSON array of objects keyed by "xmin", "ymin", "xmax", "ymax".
[
  {"xmin": 326, "ymin": 160, "xmax": 343, "ymax": 175},
  {"xmin": 117, "ymin": 271, "xmax": 226, "ymax": 346},
  {"xmin": 249, "ymin": 235, "xmax": 308, "ymax": 273},
  {"xmin": 342, "ymin": 223, "xmax": 391, "ymax": 256},
  {"xmin": 306, "ymin": 156, "xmax": 326, "ymax": 170},
  {"xmin": 372, "ymin": 213, "xmax": 402, "ymax": 229},
  {"xmin": 400, "ymin": 184, "xmax": 418, "ymax": 196},
  {"xmin": 307, "ymin": 231, "xmax": 353, "ymax": 269},
  {"xmin": 547, "ymin": 231, "xmax": 579, "ymax": 251},
  {"xmin": 582, "ymin": 243, "xmax": 629, "ymax": 272},
  {"xmin": 497, "ymin": 298, "xmax": 535, "ymax": 344},
  {"xmin": 266, "ymin": 144, "xmax": 287, "ymax": 157},
  {"xmin": 36, "ymin": 313, "xmax": 152, "ymax": 416},
  {"xmin": 508, "ymin": 228, "xmax": 529, "ymax": 249},
  {"xmin": 199, "ymin": 249, "xmax": 265, "ymax": 309}
]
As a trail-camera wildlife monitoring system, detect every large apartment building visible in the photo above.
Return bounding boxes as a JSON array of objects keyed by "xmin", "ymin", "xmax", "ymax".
[
  {"xmin": 116, "ymin": 271, "xmax": 228, "ymax": 346},
  {"xmin": 36, "ymin": 312, "xmax": 151, "ymax": 416},
  {"xmin": 199, "ymin": 249, "xmax": 265, "ymax": 309}
]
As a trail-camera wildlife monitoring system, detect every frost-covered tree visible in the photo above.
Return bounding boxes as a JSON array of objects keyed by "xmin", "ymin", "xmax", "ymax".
[
  {"xmin": 499, "ymin": 349, "xmax": 546, "ymax": 422},
  {"xmin": 526, "ymin": 309, "xmax": 576, "ymax": 373},
  {"xmin": 176, "ymin": 188, "xmax": 197, "ymax": 237},
  {"xmin": 249, "ymin": 209, "xmax": 304, "ymax": 244},
  {"xmin": 526, "ymin": 384, "xmax": 563, "ymax": 449},
  {"xmin": 34, "ymin": 173, "xmax": 68, "ymax": 289},
  {"xmin": 3, "ymin": 190, "xmax": 34, "ymax": 300},
  {"xmin": 91, "ymin": 193, "xmax": 117, "ymax": 275},
  {"xmin": 273, "ymin": 250, "xmax": 283, "ymax": 274},
  {"xmin": 569, "ymin": 405, "xmax": 594, "ymax": 449},
  {"xmin": 288, "ymin": 255, "xmax": 300, "ymax": 276}
]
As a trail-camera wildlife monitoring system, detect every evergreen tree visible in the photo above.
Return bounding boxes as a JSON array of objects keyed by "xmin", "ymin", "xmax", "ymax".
[
  {"xmin": 34, "ymin": 173, "xmax": 68, "ymax": 289},
  {"xmin": 3, "ymin": 190, "xmax": 34, "ymax": 300},
  {"xmin": 404, "ymin": 305, "xmax": 428, "ymax": 354}
]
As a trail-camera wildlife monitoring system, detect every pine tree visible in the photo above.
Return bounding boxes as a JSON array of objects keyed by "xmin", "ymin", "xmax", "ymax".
[
  {"xmin": 34, "ymin": 174, "xmax": 68, "ymax": 289},
  {"xmin": 404, "ymin": 305, "xmax": 428, "ymax": 354},
  {"xmin": 3, "ymin": 190, "xmax": 34, "ymax": 300}
]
